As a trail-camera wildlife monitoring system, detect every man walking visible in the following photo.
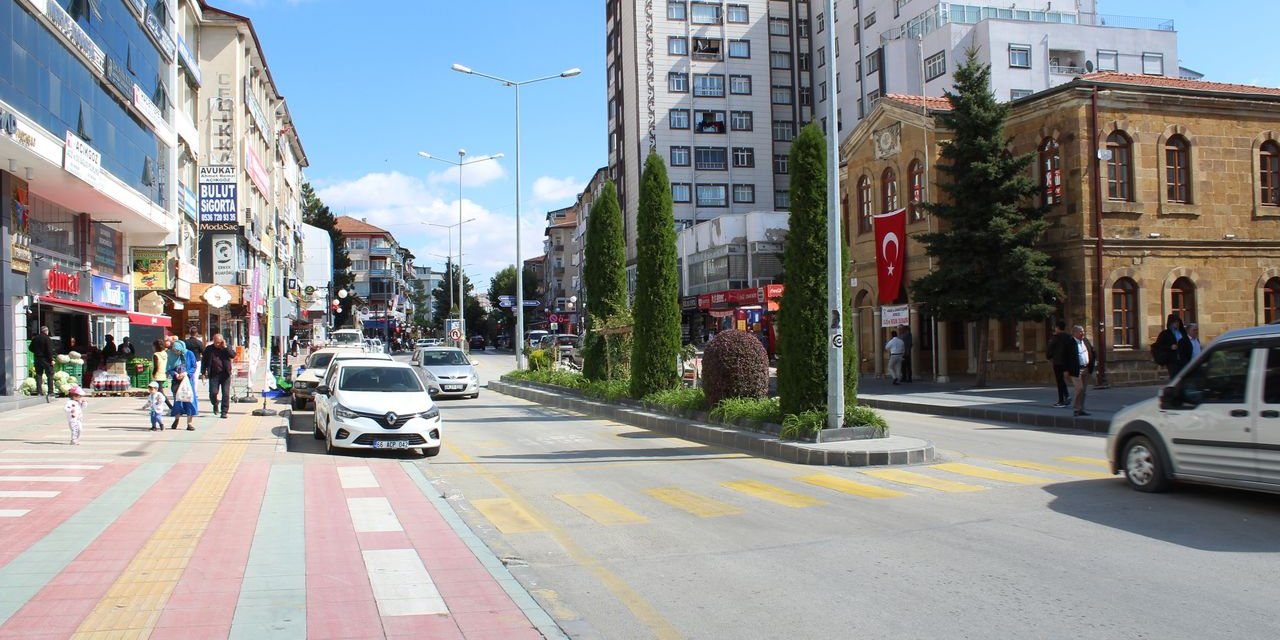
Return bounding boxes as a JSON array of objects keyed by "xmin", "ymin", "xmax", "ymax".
[
  {"xmin": 184, "ymin": 330, "xmax": 205, "ymax": 377},
  {"xmin": 201, "ymin": 333, "xmax": 234, "ymax": 419},
  {"xmin": 900, "ymin": 326, "xmax": 914, "ymax": 383},
  {"xmin": 1177, "ymin": 323, "xmax": 1203, "ymax": 372},
  {"xmin": 1065, "ymin": 325, "xmax": 1097, "ymax": 417},
  {"xmin": 1047, "ymin": 321, "xmax": 1072, "ymax": 407},
  {"xmin": 885, "ymin": 330, "xmax": 905, "ymax": 385},
  {"xmin": 30, "ymin": 326, "xmax": 54, "ymax": 402}
]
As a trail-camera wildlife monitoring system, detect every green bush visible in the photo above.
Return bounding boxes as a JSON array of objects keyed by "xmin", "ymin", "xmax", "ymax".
[
  {"xmin": 780, "ymin": 409, "xmax": 827, "ymax": 440},
  {"xmin": 506, "ymin": 369, "xmax": 586, "ymax": 389},
  {"xmin": 583, "ymin": 378, "xmax": 632, "ymax": 403},
  {"xmin": 701, "ymin": 330, "xmax": 769, "ymax": 406},
  {"xmin": 710, "ymin": 396, "xmax": 782, "ymax": 425},
  {"xmin": 846, "ymin": 404, "xmax": 889, "ymax": 434},
  {"xmin": 528, "ymin": 348, "xmax": 552, "ymax": 371},
  {"xmin": 643, "ymin": 387, "xmax": 707, "ymax": 412}
]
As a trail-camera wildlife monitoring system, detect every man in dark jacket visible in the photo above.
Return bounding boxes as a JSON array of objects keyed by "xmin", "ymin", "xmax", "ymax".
[
  {"xmin": 1153, "ymin": 314, "xmax": 1185, "ymax": 379},
  {"xmin": 184, "ymin": 331, "xmax": 205, "ymax": 373},
  {"xmin": 201, "ymin": 333, "xmax": 235, "ymax": 419},
  {"xmin": 29, "ymin": 326, "xmax": 54, "ymax": 402},
  {"xmin": 1064, "ymin": 324, "xmax": 1097, "ymax": 417},
  {"xmin": 1047, "ymin": 321, "xmax": 1072, "ymax": 407},
  {"xmin": 900, "ymin": 326, "xmax": 914, "ymax": 383}
]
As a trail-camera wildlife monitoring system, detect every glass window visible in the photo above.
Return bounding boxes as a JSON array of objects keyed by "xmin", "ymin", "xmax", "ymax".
[
  {"xmin": 771, "ymin": 51, "xmax": 792, "ymax": 69},
  {"xmin": 1166, "ymin": 135, "xmax": 1191, "ymax": 203},
  {"xmin": 858, "ymin": 176, "xmax": 873, "ymax": 233},
  {"xmin": 881, "ymin": 167, "xmax": 898, "ymax": 212},
  {"xmin": 773, "ymin": 121, "xmax": 794, "ymax": 142},
  {"xmin": 1265, "ymin": 277, "xmax": 1280, "ymax": 325},
  {"xmin": 924, "ymin": 51, "xmax": 946, "ymax": 81},
  {"xmin": 733, "ymin": 184, "xmax": 755, "ymax": 203},
  {"xmin": 774, "ymin": 154, "xmax": 789, "ymax": 175},
  {"xmin": 694, "ymin": 147, "xmax": 728, "ymax": 170},
  {"xmin": 1142, "ymin": 52, "xmax": 1164, "ymax": 75},
  {"xmin": 669, "ymin": 36, "xmax": 688, "ymax": 56},
  {"xmin": 696, "ymin": 184, "xmax": 728, "ymax": 207},
  {"xmin": 729, "ymin": 75, "xmax": 752, "ymax": 95},
  {"xmin": 1097, "ymin": 49, "xmax": 1118, "ymax": 72},
  {"xmin": 798, "ymin": 52, "xmax": 811, "ymax": 72},
  {"xmin": 691, "ymin": 2, "xmax": 722, "ymax": 24},
  {"xmin": 694, "ymin": 74, "xmax": 725, "ymax": 97},
  {"xmin": 670, "ymin": 146, "xmax": 691, "ymax": 167},
  {"xmin": 730, "ymin": 111, "xmax": 753, "ymax": 131},
  {"xmin": 769, "ymin": 17, "xmax": 790, "ymax": 35},
  {"xmin": 1106, "ymin": 131, "xmax": 1133, "ymax": 201},
  {"xmin": 1171, "ymin": 277, "xmax": 1197, "ymax": 324},
  {"xmin": 1180, "ymin": 347, "xmax": 1251, "ymax": 405},
  {"xmin": 864, "ymin": 11, "xmax": 877, "ymax": 27},
  {"xmin": 1260, "ymin": 141, "xmax": 1280, "ymax": 206},
  {"xmin": 728, "ymin": 39, "xmax": 751, "ymax": 58},
  {"xmin": 668, "ymin": 1, "xmax": 686, "ymax": 20},
  {"xmin": 771, "ymin": 86, "xmax": 793, "ymax": 104},
  {"xmin": 347, "ymin": 238, "xmax": 369, "ymax": 251},
  {"xmin": 732, "ymin": 147, "xmax": 754, "ymax": 168},
  {"xmin": 726, "ymin": 4, "xmax": 749, "ymax": 23},
  {"xmin": 672, "ymin": 183, "xmax": 692, "ymax": 203},
  {"xmin": 1009, "ymin": 44, "xmax": 1032, "ymax": 68},
  {"xmin": 1040, "ymin": 138, "xmax": 1062, "ymax": 207},
  {"xmin": 339, "ymin": 366, "xmax": 424, "ymax": 392},
  {"xmin": 774, "ymin": 189, "xmax": 791, "ymax": 209},
  {"xmin": 695, "ymin": 111, "xmax": 726, "ymax": 133},
  {"xmin": 1265, "ymin": 348, "xmax": 1280, "ymax": 405},
  {"xmin": 908, "ymin": 160, "xmax": 924, "ymax": 221},
  {"xmin": 1010, "ymin": 89, "xmax": 1033, "ymax": 100},
  {"xmin": 670, "ymin": 109, "xmax": 691, "ymax": 129},
  {"xmin": 692, "ymin": 37, "xmax": 723, "ymax": 60},
  {"xmin": 668, "ymin": 72, "xmax": 689, "ymax": 93},
  {"xmin": 1111, "ymin": 277, "xmax": 1138, "ymax": 348}
]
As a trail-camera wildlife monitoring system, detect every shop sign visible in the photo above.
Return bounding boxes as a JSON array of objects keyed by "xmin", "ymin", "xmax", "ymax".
[
  {"xmin": 680, "ymin": 296, "xmax": 699, "ymax": 311},
  {"xmin": 244, "ymin": 146, "xmax": 270, "ymax": 196},
  {"xmin": 11, "ymin": 184, "xmax": 31, "ymax": 274},
  {"xmin": 144, "ymin": 11, "xmax": 177, "ymax": 61},
  {"xmin": 761, "ymin": 284, "xmax": 784, "ymax": 311},
  {"xmin": 0, "ymin": 110, "xmax": 15, "ymax": 136},
  {"xmin": 243, "ymin": 76, "xmax": 270, "ymax": 142},
  {"xmin": 178, "ymin": 182, "xmax": 198, "ymax": 218},
  {"xmin": 203, "ymin": 284, "xmax": 232, "ymax": 309},
  {"xmin": 91, "ymin": 275, "xmax": 130, "ymax": 310},
  {"xmin": 881, "ymin": 304, "xmax": 910, "ymax": 328},
  {"xmin": 212, "ymin": 235, "xmax": 237, "ymax": 284},
  {"xmin": 46, "ymin": 268, "xmax": 82, "ymax": 298},
  {"xmin": 132, "ymin": 85, "xmax": 167, "ymax": 135},
  {"xmin": 45, "ymin": 0, "xmax": 106, "ymax": 73},
  {"xmin": 63, "ymin": 131, "xmax": 102, "ymax": 189},
  {"xmin": 132, "ymin": 247, "xmax": 169, "ymax": 290},
  {"xmin": 697, "ymin": 293, "xmax": 712, "ymax": 309},
  {"xmin": 198, "ymin": 165, "xmax": 238, "ymax": 231},
  {"xmin": 93, "ymin": 223, "xmax": 121, "ymax": 273},
  {"xmin": 209, "ymin": 74, "xmax": 236, "ymax": 165},
  {"xmin": 104, "ymin": 57, "xmax": 134, "ymax": 99},
  {"xmin": 174, "ymin": 278, "xmax": 191, "ymax": 300},
  {"xmin": 176, "ymin": 35, "xmax": 201, "ymax": 86},
  {"xmin": 178, "ymin": 260, "xmax": 199, "ymax": 284}
]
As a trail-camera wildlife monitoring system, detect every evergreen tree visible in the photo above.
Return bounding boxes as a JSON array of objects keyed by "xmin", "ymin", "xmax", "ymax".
[
  {"xmin": 629, "ymin": 152, "xmax": 681, "ymax": 397},
  {"xmin": 912, "ymin": 48, "xmax": 1057, "ymax": 387},
  {"xmin": 409, "ymin": 278, "xmax": 429, "ymax": 332},
  {"xmin": 777, "ymin": 123, "xmax": 830, "ymax": 415},
  {"xmin": 487, "ymin": 265, "xmax": 541, "ymax": 344},
  {"xmin": 429, "ymin": 261, "xmax": 482, "ymax": 334},
  {"xmin": 582, "ymin": 181, "xmax": 627, "ymax": 380}
]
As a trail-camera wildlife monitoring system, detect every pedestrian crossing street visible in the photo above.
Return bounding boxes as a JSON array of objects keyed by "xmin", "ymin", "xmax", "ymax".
[{"xmin": 471, "ymin": 456, "xmax": 1116, "ymax": 533}]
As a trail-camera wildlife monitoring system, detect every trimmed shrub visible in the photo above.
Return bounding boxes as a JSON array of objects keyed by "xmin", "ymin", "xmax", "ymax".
[
  {"xmin": 528, "ymin": 349, "xmax": 552, "ymax": 371},
  {"xmin": 630, "ymin": 151, "xmax": 682, "ymax": 397},
  {"xmin": 701, "ymin": 330, "xmax": 769, "ymax": 406},
  {"xmin": 583, "ymin": 181, "xmax": 628, "ymax": 381}
]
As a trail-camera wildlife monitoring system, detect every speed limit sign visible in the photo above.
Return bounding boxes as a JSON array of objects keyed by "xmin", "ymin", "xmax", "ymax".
[{"xmin": 449, "ymin": 328, "xmax": 462, "ymax": 341}]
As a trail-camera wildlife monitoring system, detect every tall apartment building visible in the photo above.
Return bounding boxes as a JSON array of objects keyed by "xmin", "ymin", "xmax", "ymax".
[
  {"xmin": 812, "ymin": 0, "xmax": 1179, "ymax": 135},
  {"xmin": 334, "ymin": 216, "xmax": 414, "ymax": 338},
  {"xmin": 606, "ymin": 0, "xmax": 814, "ymax": 284}
]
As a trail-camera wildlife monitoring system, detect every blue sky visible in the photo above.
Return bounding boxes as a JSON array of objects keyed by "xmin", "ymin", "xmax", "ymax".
[{"xmin": 222, "ymin": 0, "xmax": 1274, "ymax": 286}]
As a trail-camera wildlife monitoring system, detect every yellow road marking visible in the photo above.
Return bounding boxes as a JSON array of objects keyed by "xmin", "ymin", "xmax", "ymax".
[
  {"xmin": 1056, "ymin": 456, "xmax": 1111, "ymax": 469},
  {"xmin": 444, "ymin": 442, "xmax": 682, "ymax": 639},
  {"xmin": 796, "ymin": 474, "xmax": 909, "ymax": 499},
  {"xmin": 472, "ymin": 498, "xmax": 546, "ymax": 534},
  {"xmin": 862, "ymin": 468, "xmax": 985, "ymax": 493},
  {"xmin": 72, "ymin": 414, "xmax": 258, "ymax": 638},
  {"xmin": 557, "ymin": 493, "xmax": 649, "ymax": 526},
  {"xmin": 998, "ymin": 459, "xmax": 1114, "ymax": 480},
  {"xmin": 722, "ymin": 480, "xmax": 826, "ymax": 507},
  {"xmin": 647, "ymin": 488, "xmax": 744, "ymax": 517},
  {"xmin": 530, "ymin": 588, "xmax": 581, "ymax": 621},
  {"xmin": 931, "ymin": 462, "xmax": 1046, "ymax": 485}
]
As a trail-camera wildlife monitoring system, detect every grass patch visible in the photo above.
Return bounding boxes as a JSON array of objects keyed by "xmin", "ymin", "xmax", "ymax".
[
  {"xmin": 505, "ymin": 369, "xmax": 587, "ymax": 390},
  {"xmin": 582, "ymin": 378, "xmax": 632, "ymax": 403},
  {"xmin": 846, "ymin": 405, "xmax": 889, "ymax": 434},
  {"xmin": 643, "ymin": 387, "xmax": 707, "ymax": 412},
  {"xmin": 710, "ymin": 396, "xmax": 782, "ymax": 425},
  {"xmin": 780, "ymin": 409, "xmax": 827, "ymax": 440}
]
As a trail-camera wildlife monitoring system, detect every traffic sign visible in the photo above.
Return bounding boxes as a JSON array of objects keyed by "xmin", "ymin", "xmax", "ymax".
[
  {"xmin": 449, "ymin": 328, "xmax": 462, "ymax": 341},
  {"xmin": 523, "ymin": 300, "xmax": 540, "ymax": 307},
  {"xmin": 498, "ymin": 295, "xmax": 514, "ymax": 302},
  {"xmin": 547, "ymin": 313, "xmax": 560, "ymax": 323},
  {"xmin": 498, "ymin": 300, "xmax": 514, "ymax": 308}
]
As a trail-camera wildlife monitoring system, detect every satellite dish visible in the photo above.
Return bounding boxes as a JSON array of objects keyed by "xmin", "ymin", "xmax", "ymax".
[{"xmin": 1085, "ymin": 60, "xmax": 1095, "ymax": 73}]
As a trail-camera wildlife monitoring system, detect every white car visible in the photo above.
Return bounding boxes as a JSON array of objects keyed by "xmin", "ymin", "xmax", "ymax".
[
  {"xmin": 291, "ymin": 346, "xmax": 366, "ymax": 410},
  {"xmin": 329, "ymin": 329, "xmax": 365, "ymax": 350},
  {"xmin": 313, "ymin": 361, "xmax": 442, "ymax": 457},
  {"xmin": 413, "ymin": 347, "xmax": 481, "ymax": 399}
]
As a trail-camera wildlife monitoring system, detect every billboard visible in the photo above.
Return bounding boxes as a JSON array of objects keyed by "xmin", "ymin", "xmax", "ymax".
[{"xmin": 198, "ymin": 165, "xmax": 237, "ymax": 232}]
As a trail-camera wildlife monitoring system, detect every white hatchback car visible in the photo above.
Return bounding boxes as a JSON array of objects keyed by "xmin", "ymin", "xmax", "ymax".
[
  {"xmin": 291, "ymin": 346, "xmax": 366, "ymax": 410},
  {"xmin": 313, "ymin": 361, "xmax": 442, "ymax": 457},
  {"xmin": 1108, "ymin": 324, "xmax": 1280, "ymax": 493}
]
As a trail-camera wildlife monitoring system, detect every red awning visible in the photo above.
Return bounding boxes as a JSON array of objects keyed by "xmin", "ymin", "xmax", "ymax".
[
  {"xmin": 128, "ymin": 312, "xmax": 172, "ymax": 328},
  {"xmin": 37, "ymin": 296, "xmax": 128, "ymax": 316}
]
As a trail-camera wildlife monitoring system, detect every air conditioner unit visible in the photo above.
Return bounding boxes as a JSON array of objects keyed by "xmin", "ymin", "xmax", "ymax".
[{"xmin": 235, "ymin": 269, "xmax": 250, "ymax": 286}]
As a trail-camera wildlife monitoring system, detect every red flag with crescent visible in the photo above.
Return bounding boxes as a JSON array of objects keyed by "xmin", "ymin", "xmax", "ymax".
[{"xmin": 873, "ymin": 208, "xmax": 907, "ymax": 304}]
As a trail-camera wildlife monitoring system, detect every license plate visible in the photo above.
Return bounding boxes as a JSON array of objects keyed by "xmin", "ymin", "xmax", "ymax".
[
  {"xmin": 444, "ymin": 385, "xmax": 464, "ymax": 391},
  {"xmin": 372, "ymin": 441, "xmax": 410, "ymax": 449}
]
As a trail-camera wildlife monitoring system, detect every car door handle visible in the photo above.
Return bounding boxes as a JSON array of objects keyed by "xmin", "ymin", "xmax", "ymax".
[
  {"xmin": 1230, "ymin": 409, "xmax": 1250, "ymax": 417},
  {"xmin": 1262, "ymin": 410, "xmax": 1280, "ymax": 419}
]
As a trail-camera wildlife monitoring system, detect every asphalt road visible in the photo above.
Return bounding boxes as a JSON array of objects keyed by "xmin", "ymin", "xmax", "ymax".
[{"xmin": 296, "ymin": 351, "xmax": 1280, "ymax": 639}]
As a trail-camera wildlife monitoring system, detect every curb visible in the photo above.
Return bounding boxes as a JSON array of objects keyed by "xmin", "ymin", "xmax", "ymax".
[
  {"xmin": 489, "ymin": 380, "xmax": 934, "ymax": 467},
  {"xmin": 856, "ymin": 396, "xmax": 1110, "ymax": 433}
]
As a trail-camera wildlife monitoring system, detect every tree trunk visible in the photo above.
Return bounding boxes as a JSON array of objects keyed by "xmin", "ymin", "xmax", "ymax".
[{"xmin": 974, "ymin": 317, "xmax": 990, "ymax": 388}]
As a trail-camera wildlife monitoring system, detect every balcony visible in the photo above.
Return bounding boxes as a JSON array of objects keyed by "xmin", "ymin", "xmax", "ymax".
[
  {"xmin": 369, "ymin": 269, "xmax": 389, "ymax": 277},
  {"xmin": 369, "ymin": 245, "xmax": 394, "ymax": 256}
]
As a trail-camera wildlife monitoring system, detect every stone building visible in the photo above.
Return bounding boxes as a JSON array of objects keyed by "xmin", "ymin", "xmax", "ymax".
[{"xmin": 841, "ymin": 72, "xmax": 1280, "ymax": 385}]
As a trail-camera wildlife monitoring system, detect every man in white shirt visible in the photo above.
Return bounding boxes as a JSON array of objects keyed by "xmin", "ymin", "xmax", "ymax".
[
  {"xmin": 1066, "ymin": 325, "xmax": 1097, "ymax": 417},
  {"xmin": 885, "ymin": 331, "xmax": 905, "ymax": 385}
]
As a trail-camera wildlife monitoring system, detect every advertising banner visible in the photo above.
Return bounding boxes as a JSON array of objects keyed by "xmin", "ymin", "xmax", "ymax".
[
  {"xmin": 63, "ymin": 131, "xmax": 102, "ymax": 189},
  {"xmin": 132, "ymin": 247, "xmax": 169, "ymax": 290},
  {"xmin": 212, "ymin": 235, "xmax": 237, "ymax": 284},
  {"xmin": 881, "ymin": 304, "xmax": 910, "ymax": 328},
  {"xmin": 91, "ymin": 275, "xmax": 130, "ymax": 311},
  {"xmin": 198, "ymin": 165, "xmax": 237, "ymax": 231}
]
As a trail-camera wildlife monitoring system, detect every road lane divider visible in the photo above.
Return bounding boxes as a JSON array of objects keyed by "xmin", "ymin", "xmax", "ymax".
[
  {"xmin": 1056, "ymin": 456, "xmax": 1112, "ymax": 469},
  {"xmin": 472, "ymin": 498, "xmax": 545, "ymax": 534}
]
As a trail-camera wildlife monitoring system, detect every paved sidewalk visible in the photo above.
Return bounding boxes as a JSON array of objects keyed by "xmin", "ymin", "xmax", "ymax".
[
  {"xmin": 854, "ymin": 375, "xmax": 1163, "ymax": 433},
  {"xmin": 0, "ymin": 395, "xmax": 560, "ymax": 639}
]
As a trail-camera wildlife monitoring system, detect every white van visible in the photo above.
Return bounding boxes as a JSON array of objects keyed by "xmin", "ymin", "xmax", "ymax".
[
  {"xmin": 1107, "ymin": 324, "xmax": 1280, "ymax": 493},
  {"xmin": 329, "ymin": 329, "xmax": 365, "ymax": 350}
]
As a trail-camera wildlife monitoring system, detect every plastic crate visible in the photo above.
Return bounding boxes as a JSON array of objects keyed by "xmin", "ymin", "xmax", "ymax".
[{"xmin": 59, "ymin": 363, "xmax": 83, "ymax": 379}]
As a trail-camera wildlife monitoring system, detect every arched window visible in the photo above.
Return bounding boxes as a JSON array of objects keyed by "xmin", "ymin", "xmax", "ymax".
[
  {"xmin": 1264, "ymin": 277, "xmax": 1280, "ymax": 324},
  {"xmin": 1260, "ymin": 141, "xmax": 1280, "ymax": 207},
  {"xmin": 881, "ymin": 167, "xmax": 898, "ymax": 212},
  {"xmin": 1170, "ymin": 276, "xmax": 1197, "ymax": 324},
  {"xmin": 1111, "ymin": 277, "xmax": 1138, "ymax": 348},
  {"xmin": 1039, "ymin": 138, "xmax": 1061, "ymax": 207},
  {"xmin": 1106, "ymin": 131, "xmax": 1133, "ymax": 201},
  {"xmin": 908, "ymin": 160, "xmax": 924, "ymax": 221},
  {"xmin": 1165, "ymin": 134, "xmax": 1191, "ymax": 203},
  {"xmin": 857, "ymin": 176, "xmax": 872, "ymax": 233}
]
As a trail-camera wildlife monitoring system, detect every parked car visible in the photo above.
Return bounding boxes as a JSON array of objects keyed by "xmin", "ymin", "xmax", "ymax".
[
  {"xmin": 413, "ymin": 347, "xmax": 480, "ymax": 399},
  {"xmin": 525, "ymin": 330, "xmax": 549, "ymax": 351},
  {"xmin": 468, "ymin": 335, "xmax": 487, "ymax": 351},
  {"xmin": 1107, "ymin": 323, "xmax": 1280, "ymax": 494},
  {"xmin": 291, "ymin": 346, "xmax": 365, "ymax": 410},
  {"xmin": 538, "ymin": 334, "xmax": 582, "ymax": 365},
  {"xmin": 329, "ymin": 329, "xmax": 365, "ymax": 350},
  {"xmin": 414, "ymin": 339, "xmax": 431, "ymax": 349},
  {"xmin": 313, "ymin": 361, "xmax": 442, "ymax": 457}
]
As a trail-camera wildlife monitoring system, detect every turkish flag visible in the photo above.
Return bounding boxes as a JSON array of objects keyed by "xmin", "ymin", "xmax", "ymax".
[{"xmin": 873, "ymin": 208, "xmax": 907, "ymax": 304}]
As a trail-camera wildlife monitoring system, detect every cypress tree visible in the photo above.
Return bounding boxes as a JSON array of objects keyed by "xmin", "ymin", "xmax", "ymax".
[
  {"xmin": 630, "ymin": 151, "xmax": 681, "ymax": 397},
  {"xmin": 778, "ymin": 123, "xmax": 830, "ymax": 415},
  {"xmin": 582, "ymin": 181, "xmax": 627, "ymax": 380},
  {"xmin": 912, "ymin": 48, "xmax": 1057, "ymax": 387}
]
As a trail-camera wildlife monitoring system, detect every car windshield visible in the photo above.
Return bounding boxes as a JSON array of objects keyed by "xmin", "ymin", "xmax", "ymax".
[
  {"xmin": 338, "ymin": 366, "xmax": 423, "ymax": 392},
  {"xmin": 306, "ymin": 352, "xmax": 335, "ymax": 369},
  {"xmin": 421, "ymin": 350, "xmax": 470, "ymax": 366},
  {"xmin": 556, "ymin": 336, "xmax": 577, "ymax": 346},
  {"xmin": 331, "ymin": 332, "xmax": 362, "ymax": 346}
]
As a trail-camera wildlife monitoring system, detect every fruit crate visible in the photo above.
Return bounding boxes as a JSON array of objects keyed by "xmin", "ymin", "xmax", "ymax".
[{"xmin": 58, "ymin": 363, "xmax": 83, "ymax": 379}]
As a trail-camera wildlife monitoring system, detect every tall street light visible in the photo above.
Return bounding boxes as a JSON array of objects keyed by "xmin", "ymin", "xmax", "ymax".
[
  {"xmin": 452, "ymin": 62, "xmax": 580, "ymax": 369},
  {"xmin": 427, "ymin": 217, "xmax": 477, "ymax": 346},
  {"xmin": 419, "ymin": 150, "xmax": 502, "ymax": 351},
  {"xmin": 823, "ymin": 0, "xmax": 845, "ymax": 429}
]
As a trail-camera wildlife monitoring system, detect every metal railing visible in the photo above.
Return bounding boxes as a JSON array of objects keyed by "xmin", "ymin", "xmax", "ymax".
[{"xmin": 1081, "ymin": 13, "xmax": 1175, "ymax": 31}]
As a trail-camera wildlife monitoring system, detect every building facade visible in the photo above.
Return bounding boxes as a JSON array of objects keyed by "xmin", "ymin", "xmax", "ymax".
[
  {"xmin": 542, "ymin": 205, "xmax": 578, "ymax": 332},
  {"xmin": 842, "ymin": 74, "xmax": 1280, "ymax": 385},
  {"xmin": 334, "ymin": 216, "xmax": 413, "ymax": 341}
]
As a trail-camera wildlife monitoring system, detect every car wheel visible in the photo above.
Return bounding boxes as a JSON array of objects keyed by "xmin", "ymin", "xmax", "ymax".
[
  {"xmin": 1122, "ymin": 435, "xmax": 1170, "ymax": 493},
  {"xmin": 313, "ymin": 417, "xmax": 324, "ymax": 440},
  {"xmin": 325, "ymin": 424, "xmax": 337, "ymax": 455},
  {"xmin": 420, "ymin": 446, "xmax": 440, "ymax": 458}
]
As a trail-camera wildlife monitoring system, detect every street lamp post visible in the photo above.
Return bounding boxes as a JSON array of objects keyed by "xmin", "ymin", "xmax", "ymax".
[
  {"xmin": 419, "ymin": 150, "xmax": 502, "ymax": 352},
  {"xmin": 452, "ymin": 63, "xmax": 580, "ymax": 369},
  {"xmin": 426, "ymin": 217, "xmax": 477, "ymax": 347}
]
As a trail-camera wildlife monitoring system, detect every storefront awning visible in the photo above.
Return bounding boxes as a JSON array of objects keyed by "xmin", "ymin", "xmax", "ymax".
[
  {"xmin": 128, "ymin": 312, "xmax": 172, "ymax": 328},
  {"xmin": 37, "ymin": 296, "xmax": 128, "ymax": 316}
]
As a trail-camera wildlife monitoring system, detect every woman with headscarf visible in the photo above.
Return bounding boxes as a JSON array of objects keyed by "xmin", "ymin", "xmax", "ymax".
[{"xmin": 166, "ymin": 339, "xmax": 200, "ymax": 422}]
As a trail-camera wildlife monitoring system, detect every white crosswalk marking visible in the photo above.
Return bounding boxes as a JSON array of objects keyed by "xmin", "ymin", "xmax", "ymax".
[
  {"xmin": 0, "ymin": 476, "xmax": 83, "ymax": 483},
  {"xmin": 0, "ymin": 465, "xmax": 103, "ymax": 470},
  {"xmin": 0, "ymin": 509, "xmax": 31, "ymax": 517},
  {"xmin": 363, "ymin": 548, "xmax": 448, "ymax": 616},
  {"xmin": 347, "ymin": 497, "xmax": 403, "ymax": 532},
  {"xmin": 338, "ymin": 466, "xmax": 379, "ymax": 489},
  {"xmin": 0, "ymin": 490, "xmax": 60, "ymax": 498}
]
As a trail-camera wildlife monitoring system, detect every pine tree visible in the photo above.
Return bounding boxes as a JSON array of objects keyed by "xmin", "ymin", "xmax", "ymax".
[
  {"xmin": 630, "ymin": 152, "xmax": 681, "ymax": 397},
  {"xmin": 582, "ymin": 181, "xmax": 627, "ymax": 380},
  {"xmin": 487, "ymin": 265, "xmax": 540, "ymax": 344},
  {"xmin": 777, "ymin": 123, "xmax": 830, "ymax": 415},
  {"xmin": 912, "ymin": 48, "xmax": 1057, "ymax": 387}
]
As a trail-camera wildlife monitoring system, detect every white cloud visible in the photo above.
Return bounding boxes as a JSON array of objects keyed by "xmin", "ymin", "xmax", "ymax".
[
  {"xmin": 426, "ymin": 159, "xmax": 507, "ymax": 190},
  {"xmin": 530, "ymin": 176, "xmax": 586, "ymax": 206}
]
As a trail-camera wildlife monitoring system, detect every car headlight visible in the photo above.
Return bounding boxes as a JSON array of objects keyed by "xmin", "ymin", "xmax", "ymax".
[
  {"xmin": 334, "ymin": 404, "xmax": 359, "ymax": 420},
  {"xmin": 418, "ymin": 407, "xmax": 440, "ymax": 420}
]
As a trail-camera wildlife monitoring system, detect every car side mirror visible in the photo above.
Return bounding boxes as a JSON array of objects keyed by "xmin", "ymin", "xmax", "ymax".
[{"xmin": 315, "ymin": 385, "xmax": 330, "ymax": 396}]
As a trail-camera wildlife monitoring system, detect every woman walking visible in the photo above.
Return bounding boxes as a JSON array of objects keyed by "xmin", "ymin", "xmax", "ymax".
[
  {"xmin": 151, "ymin": 339, "xmax": 168, "ymax": 392},
  {"xmin": 166, "ymin": 340, "xmax": 200, "ymax": 421},
  {"xmin": 168, "ymin": 362, "xmax": 198, "ymax": 430}
]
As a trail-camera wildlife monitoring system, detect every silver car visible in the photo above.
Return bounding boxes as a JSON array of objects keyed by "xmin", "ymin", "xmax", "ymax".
[{"xmin": 413, "ymin": 347, "xmax": 480, "ymax": 399}]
